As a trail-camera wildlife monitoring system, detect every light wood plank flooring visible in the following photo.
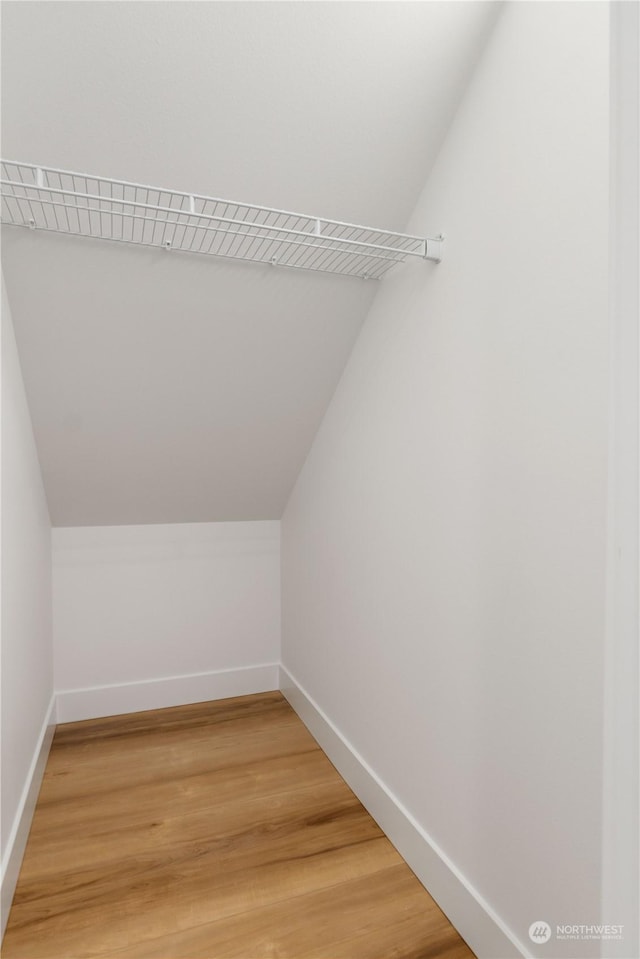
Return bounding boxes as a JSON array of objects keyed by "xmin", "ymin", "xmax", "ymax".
[{"xmin": 2, "ymin": 692, "xmax": 476, "ymax": 958}]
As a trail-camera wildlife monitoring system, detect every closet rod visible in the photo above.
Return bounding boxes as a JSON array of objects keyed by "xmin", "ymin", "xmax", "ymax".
[{"xmin": 0, "ymin": 160, "xmax": 443, "ymax": 279}]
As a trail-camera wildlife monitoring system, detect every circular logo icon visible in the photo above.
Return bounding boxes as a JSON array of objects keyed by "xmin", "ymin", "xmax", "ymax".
[{"xmin": 529, "ymin": 921, "xmax": 552, "ymax": 944}]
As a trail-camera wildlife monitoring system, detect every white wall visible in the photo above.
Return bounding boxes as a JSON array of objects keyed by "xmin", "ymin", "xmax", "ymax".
[
  {"xmin": 1, "ymin": 273, "xmax": 54, "ymax": 930},
  {"xmin": 53, "ymin": 521, "xmax": 280, "ymax": 721},
  {"xmin": 603, "ymin": 4, "xmax": 640, "ymax": 955},
  {"xmin": 282, "ymin": 5, "xmax": 610, "ymax": 958}
]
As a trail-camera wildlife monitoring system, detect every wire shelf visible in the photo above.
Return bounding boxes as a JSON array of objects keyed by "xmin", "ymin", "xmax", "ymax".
[{"xmin": 0, "ymin": 161, "xmax": 442, "ymax": 279}]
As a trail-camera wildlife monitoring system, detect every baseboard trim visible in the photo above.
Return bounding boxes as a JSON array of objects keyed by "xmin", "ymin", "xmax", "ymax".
[
  {"xmin": 279, "ymin": 665, "xmax": 529, "ymax": 959},
  {"xmin": 1, "ymin": 694, "xmax": 56, "ymax": 939},
  {"xmin": 56, "ymin": 663, "xmax": 280, "ymax": 723}
]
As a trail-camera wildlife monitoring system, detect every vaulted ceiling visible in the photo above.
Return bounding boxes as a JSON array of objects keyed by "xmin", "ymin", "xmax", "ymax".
[{"xmin": 1, "ymin": 1, "xmax": 497, "ymax": 526}]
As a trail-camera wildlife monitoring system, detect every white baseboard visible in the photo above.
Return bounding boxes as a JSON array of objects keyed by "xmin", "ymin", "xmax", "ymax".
[
  {"xmin": 1, "ymin": 695, "xmax": 56, "ymax": 940},
  {"xmin": 56, "ymin": 663, "xmax": 280, "ymax": 724},
  {"xmin": 279, "ymin": 665, "xmax": 530, "ymax": 959}
]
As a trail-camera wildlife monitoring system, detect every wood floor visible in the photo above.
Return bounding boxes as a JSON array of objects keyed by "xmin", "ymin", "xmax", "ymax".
[{"xmin": 3, "ymin": 692, "xmax": 476, "ymax": 959}]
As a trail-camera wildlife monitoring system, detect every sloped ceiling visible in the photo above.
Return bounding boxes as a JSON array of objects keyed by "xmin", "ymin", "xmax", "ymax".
[{"xmin": 1, "ymin": 1, "xmax": 497, "ymax": 526}]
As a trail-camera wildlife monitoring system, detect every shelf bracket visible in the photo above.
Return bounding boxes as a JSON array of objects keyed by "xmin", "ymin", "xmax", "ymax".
[{"xmin": 424, "ymin": 235, "xmax": 444, "ymax": 263}]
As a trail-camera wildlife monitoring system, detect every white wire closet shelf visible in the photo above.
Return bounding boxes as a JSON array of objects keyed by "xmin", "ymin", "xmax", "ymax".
[{"xmin": 0, "ymin": 161, "xmax": 443, "ymax": 280}]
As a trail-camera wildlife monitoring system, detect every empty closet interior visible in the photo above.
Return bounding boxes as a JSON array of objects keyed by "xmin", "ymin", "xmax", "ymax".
[{"xmin": 2, "ymin": 3, "xmax": 637, "ymax": 959}]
